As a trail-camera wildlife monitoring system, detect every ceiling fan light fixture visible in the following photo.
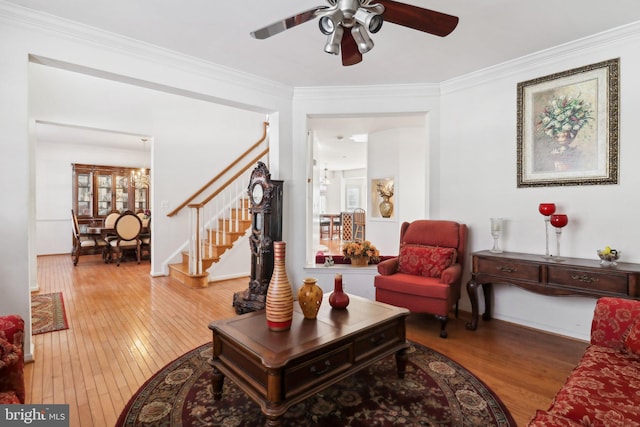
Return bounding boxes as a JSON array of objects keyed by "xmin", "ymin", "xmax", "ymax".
[
  {"xmin": 324, "ymin": 24, "xmax": 344, "ymax": 55},
  {"xmin": 318, "ymin": 8, "xmax": 344, "ymax": 35},
  {"xmin": 354, "ymin": 8, "xmax": 383, "ymax": 33},
  {"xmin": 351, "ymin": 24, "xmax": 374, "ymax": 54}
]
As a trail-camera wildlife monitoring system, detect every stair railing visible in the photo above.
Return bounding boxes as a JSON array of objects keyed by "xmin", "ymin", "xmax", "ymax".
[
  {"xmin": 171, "ymin": 122, "xmax": 269, "ymax": 276},
  {"xmin": 167, "ymin": 121, "xmax": 269, "ymax": 218}
]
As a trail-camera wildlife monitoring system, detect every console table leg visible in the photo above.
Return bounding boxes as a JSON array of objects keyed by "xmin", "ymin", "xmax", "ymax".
[
  {"xmin": 395, "ymin": 347, "xmax": 408, "ymax": 379},
  {"xmin": 482, "ymin": 282, "xmax": 493, "ymax": 322},
  {"xmin": 210, "ymin": 362, "xmax": 225, "ymax": 400},
  {"xmin": 466, "ymin": 279, "xmax": 480, "ymax": 330}
]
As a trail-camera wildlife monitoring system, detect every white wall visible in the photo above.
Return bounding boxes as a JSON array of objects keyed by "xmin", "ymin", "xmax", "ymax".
[
  {"xmin": 368, "ymin": 126, "xmax": 428, "ymax": 255},
  {"xmin": 439, "ymin": 24, "xmax": 640, "ymax": 340},
  {"xmin": 0, "ymin": 4, "xmax": 292, "ymax": 361}
]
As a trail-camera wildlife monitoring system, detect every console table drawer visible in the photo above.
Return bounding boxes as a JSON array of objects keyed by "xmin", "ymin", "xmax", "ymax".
[
  {"xmin": 477, "ymin": 258, "xmax": 540, "ymax": 281},
  {"xmin": 547, "ymin": 266, "xmax": 628, "ymax": 295}
]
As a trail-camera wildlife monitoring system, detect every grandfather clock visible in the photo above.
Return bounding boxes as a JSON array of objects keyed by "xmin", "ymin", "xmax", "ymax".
[{"xmin": 233, "ymin": 162, "xmax": 283, "ymax": 314}]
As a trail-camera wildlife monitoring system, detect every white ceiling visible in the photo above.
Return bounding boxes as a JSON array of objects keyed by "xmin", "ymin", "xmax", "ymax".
[
  {"xmin": 17, "ymin": 1, "xmax": 640, "ymax": 170},
  {"xmin": 8, "ymin": 0, "xmax": 640, "ymax": 87}
]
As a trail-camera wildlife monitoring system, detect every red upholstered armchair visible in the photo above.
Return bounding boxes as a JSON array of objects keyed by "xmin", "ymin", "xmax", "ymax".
[
  {"xmin": 374, "ymin": 220, "xmax": 467, "ymax": 338},
  {"xmin": 0, "ymin": 315, "xmax": 25, "ymax": 404}
]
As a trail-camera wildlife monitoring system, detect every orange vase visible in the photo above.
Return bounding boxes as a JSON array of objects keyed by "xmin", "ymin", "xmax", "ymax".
[
  {"xmin": 297, "ymin": 277, "xmax": 323, "ymax": 319},
  {"xmin": 266, "ymin": 241, "xmax": 294, "ymax": 331},
  {"xmin": 329, "ymin": 273, "xmax": 350, "ymax": 309}
]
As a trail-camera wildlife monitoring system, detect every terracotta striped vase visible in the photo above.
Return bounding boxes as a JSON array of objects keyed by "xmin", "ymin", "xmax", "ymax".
[{"xmin": 266, "ymin": 241, "xmax": 294, "ymax": 331}]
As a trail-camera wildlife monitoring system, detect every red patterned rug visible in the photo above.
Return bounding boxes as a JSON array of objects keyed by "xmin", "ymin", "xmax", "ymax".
[
  {"xmin": 117, "ymin": 341, "xmax": 515, "ymax": 426},
  {"xmin": 31, "ymin": 292, "xmax": 69, "ymax": 334}
]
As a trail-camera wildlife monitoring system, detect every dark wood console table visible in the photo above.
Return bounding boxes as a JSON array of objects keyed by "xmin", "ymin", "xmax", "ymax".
[{"xmin": 466, "ymin": 250, "xmax": 640, "ymax": 331}]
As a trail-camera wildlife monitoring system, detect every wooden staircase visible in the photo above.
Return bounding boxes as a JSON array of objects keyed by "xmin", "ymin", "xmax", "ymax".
[
  {"xmin": 168, "ymin": 199, "xmax": 252, "ymax": 288},
  {"xmin": 165, "ymin": 121, "xmax": 269, "ymax": 289}
]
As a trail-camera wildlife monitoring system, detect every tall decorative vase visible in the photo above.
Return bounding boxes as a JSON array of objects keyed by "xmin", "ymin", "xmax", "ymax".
[
  {"xmin": 329, "ymin": 273, "xmax": 350, "ymax": 309},
  {"xmin": 265, "ymin": 241, "xmax": 294, "ymax": 331},
  {"xmin": 379, "ymin": 196, "xmax": 393, "ymax": 218},
  {"xmin": 297, "ymin": 277, "xmax": 323, "ymax": 319}
]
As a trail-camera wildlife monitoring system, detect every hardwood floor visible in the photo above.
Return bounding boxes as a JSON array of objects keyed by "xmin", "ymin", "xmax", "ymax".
[
  {"xmin": 317, "ymin": 236, "xmax": 345, "ymax": 255},
  {"xmin": 26, "ymin": 254, "xmax": 588, "ymax": 426}
]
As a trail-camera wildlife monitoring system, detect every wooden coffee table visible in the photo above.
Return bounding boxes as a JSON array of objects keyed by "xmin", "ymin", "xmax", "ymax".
[{"xmin": 208, "ymin": 295, "xmax": 410, "ymax": 426}]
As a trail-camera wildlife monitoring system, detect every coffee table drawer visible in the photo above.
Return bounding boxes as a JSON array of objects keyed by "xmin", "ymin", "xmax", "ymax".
[
  {"xmin": 354, "ymin": 322, "xmax": 402, "ymax": 362},
  {"xmin": 285, "ymin": 344, "xmax": 352, "ymax": 396}
]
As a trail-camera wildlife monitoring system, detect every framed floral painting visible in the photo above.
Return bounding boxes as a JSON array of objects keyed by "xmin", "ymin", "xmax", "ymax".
[{"xmin": 517, "ymin": 58, "xmax": 619, "ymax": 187}]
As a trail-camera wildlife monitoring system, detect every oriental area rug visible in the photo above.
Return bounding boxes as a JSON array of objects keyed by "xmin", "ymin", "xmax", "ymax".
[
  {"xmin": 117, "ymin": 341, "xmax": 516, "ymax": 427},
  {"xmin": 31, "ymin": 292, "xmax": 69, "ymax": 335}
]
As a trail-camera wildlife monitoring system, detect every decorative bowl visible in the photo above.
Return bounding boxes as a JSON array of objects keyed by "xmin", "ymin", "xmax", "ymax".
[{"xmin": 597, "ymin": 249, "xmax": 620, "ymax": 265}]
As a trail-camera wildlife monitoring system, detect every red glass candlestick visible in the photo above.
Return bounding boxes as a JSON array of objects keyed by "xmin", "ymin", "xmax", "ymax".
[
  {"xmin": 539, "ymin": 203, "xmax": 556, "ymax": 259},
  {"xmin": 550, "ymin": 214, "xmax": 569, "ymax": 261},
  {"xmin": 538, "ymin": 203, "xmax": 556, "ymax": 216}
]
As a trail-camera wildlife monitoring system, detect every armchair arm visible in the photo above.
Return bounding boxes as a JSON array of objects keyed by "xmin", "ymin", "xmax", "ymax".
[
  {"xmin": 440, "ymin": 263, "xmax": 461, "ymax": 284},
  {"xmin": 590, "ymin": 297, "xmax": 640, "ymax": 350},
  {"xmin": 377, "ymin": 257, "xmax": 399, "ymax": 275},
  {"xmin": 0, "ymin": 315, "xmax": 25, "ymax": 403}
]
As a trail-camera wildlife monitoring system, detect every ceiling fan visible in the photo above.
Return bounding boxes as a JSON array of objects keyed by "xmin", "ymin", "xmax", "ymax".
[{"xmin": 250, "ymin": 0, "xmax": 459, "ymax": 66}]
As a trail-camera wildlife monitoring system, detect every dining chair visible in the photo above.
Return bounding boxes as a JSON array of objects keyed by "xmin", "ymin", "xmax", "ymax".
[
  {"xmin": 71, "ymin": 209, "xmax": 107, "ymax": 266},
  {"xmin": 331, "ymin": 214, "xmax": 342, "ymax": 240},
  {"xmin": 140, "ymin": 216, "xmax": 151, "ymax": 260},
  {"xmin": 103, "ymin": 210, "xmax": 121, "ymax": 242},
  {"xmin": 108, "ymin": 210, "xmax": 143, "ymax": 266},
  {"xmin": 319, "ymin": 215, "xmax": 331, "ymax": 240},
  {"xmin": 353, "ymin": 208, "xmax": 366, "ymax": 242}
]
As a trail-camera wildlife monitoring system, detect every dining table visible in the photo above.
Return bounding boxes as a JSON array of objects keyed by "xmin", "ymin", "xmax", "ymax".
[
  {"xmin": 319, "ymin": 213, "xmax": 341, "ymax": 240},
  {"xmin": 86, "ymin": 226, "xmax": 150, "ymax": 263}
]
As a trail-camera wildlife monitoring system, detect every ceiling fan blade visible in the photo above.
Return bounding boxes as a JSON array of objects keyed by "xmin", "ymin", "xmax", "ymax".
[
  {"xmin": 377, "ymin": 0, "xmax": 459, "ymax": 37},
  {"xmin": 250, "ymin": 7, "xmax": 327, "ymax": 39},
  {"xmin": 341, "ymin": 31, "xmax": 362, "ymax": 66}
]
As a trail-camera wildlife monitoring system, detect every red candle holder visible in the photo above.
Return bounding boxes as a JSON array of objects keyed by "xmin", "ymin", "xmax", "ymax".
[
  {"xmin": 550, "ymin": 214, "xmax": 568, "ymax": 228},
  {"xmin": 538, "ymin": 203, "xmax": 556, "ymax": 258},
  {"xmin": 538, "ymin": 203, "xmax": 556, "ymax": 216},
  {"xmin": 550, "ymin": 214, "xmax": 569, "ymax": 261}
]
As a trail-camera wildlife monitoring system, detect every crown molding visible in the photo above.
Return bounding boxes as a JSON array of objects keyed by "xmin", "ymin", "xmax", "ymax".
[
  {"xmin": 293, "ymin": 83, "xmax": 440, "ymax": 101},
  {"xmin": 0, "ymin": 0, "xmax": 293, "ymax": 102},
  {"xmin": 441, "ymin": 21, "xmax": 640, "ymax": 95}
]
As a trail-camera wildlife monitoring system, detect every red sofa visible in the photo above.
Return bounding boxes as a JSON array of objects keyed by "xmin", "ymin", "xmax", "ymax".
[
  {"xmin": 0, "ymin": 315, "xmax": 25, "ymax": 404},
  {"xmin": 528, "ymin": 297, "xmax": 640, "ymax": 426}
]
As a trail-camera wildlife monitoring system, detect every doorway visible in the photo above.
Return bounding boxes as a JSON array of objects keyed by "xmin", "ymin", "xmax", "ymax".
[{"xmin": 307, "ymin": 113, "xmax": 427, "ymax": 259}]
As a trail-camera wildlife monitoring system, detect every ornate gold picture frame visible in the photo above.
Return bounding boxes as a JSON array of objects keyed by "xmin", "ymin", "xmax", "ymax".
[{"xmin": 517, "ymin": 58, "xmax": 619, "ymax": 187}]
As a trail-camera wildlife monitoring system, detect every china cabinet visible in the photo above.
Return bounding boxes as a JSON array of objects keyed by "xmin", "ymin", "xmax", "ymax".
[{"xmin": 72, "ymin": 163, "xmax": 150, "ymax": 229}]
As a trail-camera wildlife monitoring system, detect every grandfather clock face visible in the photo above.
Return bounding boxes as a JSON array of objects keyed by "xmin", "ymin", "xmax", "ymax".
[{"xmin": 251, "ymin": 182, "xmax": 265, "ymax": 206}]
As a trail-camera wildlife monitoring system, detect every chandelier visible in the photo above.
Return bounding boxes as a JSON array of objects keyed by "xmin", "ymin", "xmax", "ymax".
[{"xmin": 131, "ymin": 138, "xmax": 150, "ymax": 188}]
